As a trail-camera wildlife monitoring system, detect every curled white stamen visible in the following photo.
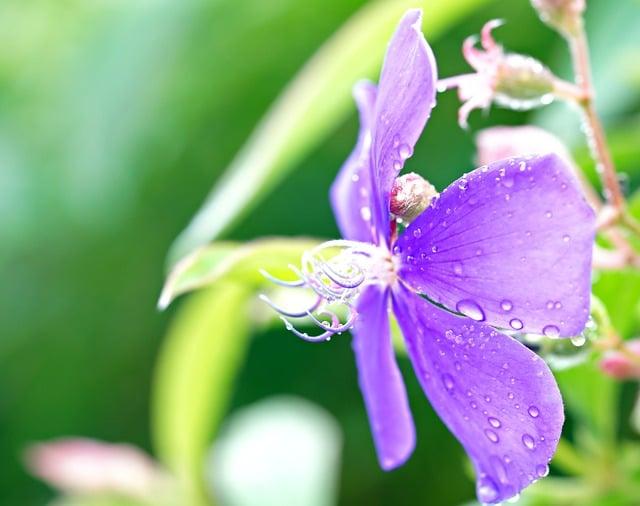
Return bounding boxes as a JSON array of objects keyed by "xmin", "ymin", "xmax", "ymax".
[{"xmin": 260, "ymin": 239, "xmax": 394, "ymax": 342}]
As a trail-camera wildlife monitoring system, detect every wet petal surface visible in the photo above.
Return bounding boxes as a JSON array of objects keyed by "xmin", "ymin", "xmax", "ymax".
[
  {"xmin": 353, "ymin": 286, "xmax": 415, "ymax": 470},
  {"xmin": 330, "ymin": 81, "xmax": 379, "ymax": 243},
  {"xmin": 392, "ymin": 286, "xmax": 563, "ymax": 504},
  {"xmin": 369, "ymin": 9, "xmax": 437, "ymax": 243},
  {"xmin": 397, "ymin": 154, "xmax": 595, "ymax": 336}
]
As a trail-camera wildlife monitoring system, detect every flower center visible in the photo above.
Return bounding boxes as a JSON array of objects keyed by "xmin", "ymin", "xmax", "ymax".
[{"xmin": 260, "ymin": 239, "xmax": 396, "ymax": 342}]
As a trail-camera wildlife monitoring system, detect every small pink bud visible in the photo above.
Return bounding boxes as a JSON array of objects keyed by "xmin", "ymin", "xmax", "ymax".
[
  {"xmin": 531, "ymin": 0, "xmax": 585, "ymax": 36},
  {"xmin": 390, "ymin": 172, "xmax": 438, "ymax": 223},
  {"xmin": 475, "ymin": 126, "xmax": 573, "ymax": 168},
  {"xmin": 600, "ymin": 339, "xmax": 640, "ymax": 380},
  {"xmin": 25, "ymin": 438, "xmax": 169, "ymax": 499}
]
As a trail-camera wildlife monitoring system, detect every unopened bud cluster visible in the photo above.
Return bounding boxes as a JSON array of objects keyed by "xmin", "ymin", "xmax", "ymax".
[{"xmin": 390, "ymin": 172, "xmax": 438, "ymax": 223}]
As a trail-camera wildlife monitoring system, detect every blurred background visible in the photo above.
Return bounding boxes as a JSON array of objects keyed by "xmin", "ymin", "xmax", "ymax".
[{"xmin": 2, "ymin": 0, "xmax": 640, "ymax": 504}]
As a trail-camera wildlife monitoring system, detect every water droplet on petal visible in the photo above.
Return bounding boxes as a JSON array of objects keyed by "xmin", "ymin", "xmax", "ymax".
[
  {"xmin": 453, "ymin": 262, "xmax": 463, "ymax": 275},
  {"xmin": 477, "ymin": 476, "xmax": 500, "ymax": 503},
  {"xmin": 545, "ymin": 210, "xmax": 553, "ymax": 218},
  {"xmin": 488, "ymin": 417, "xmax": 502, "ymax": 428},
  {"xmin": 360, "ymin": 206, "xmax": 371, "ymax": 221},
  {"xmin": 554, "ymin": 301, "xmax": 563, "ymax": 309},
  {"xmin": 413, "ymin": 228, "xmax": 422, "ymax": 238},
  {"xmin": 456, "ymin": 299, "xmax": 486, "ymax": 321},
  {"xmin": 563, "ymin": 234, "xmax": 571, "ymax": 242},
  {"xmin": 351, "ymin": 173, "xmax": 360, "ymax": 182},
  {"xmin": 431, "ymin": 245, "xmax": 439, "ymax": 253},
  {"xmin": 501, "ymin": 300, "xmax": 513, "ymax": 312},
  {"xmin": 398, "ymin": 144, "xmax": 412, "ymax": 159},
  {"xmin": 458, "ymin": 178, "xmax": 469, "ymax": 190},
  {"xmin": 528, "ymin": 405, "xmax": 540, "ymax": 418},
  {"xmin": 509, "ymin": 318, "xmax": 523, "ymax": 330},
  {"xmin": 543, "ymin": 325, "xmax": 560, "ymax": 338},
  {"xmin": 484, "ymin": 429, "xmax": 500, "ymax": 443},
  {"xmin": 536, "ymin": 464, "xmax": 549, "ymax": 477},
  {"xmin": 522, "ymin": 434, "xmax": 536, "ymax": 450},
  {"xmin": 442, "ymin": 374, "xmax": 455, "ymax": 392},
  {"xmin": 507, "ymin": 392, "xmax": 515, "ymax": 400}
]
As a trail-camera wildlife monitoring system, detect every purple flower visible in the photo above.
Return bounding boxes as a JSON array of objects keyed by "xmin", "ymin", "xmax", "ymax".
[{"xmin": 263, "ymin": 10, "xmax": 594, "ymax": 504}]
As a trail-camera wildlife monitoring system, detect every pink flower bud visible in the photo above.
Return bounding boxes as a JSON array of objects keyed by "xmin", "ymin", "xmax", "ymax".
[
  {"xmin": 475, "ymin": 126, "xmax": 573, "ymax": 167},
  {"xmin": 390, "ymin": 172, "xmax": 438, "ymax": 223},
  {"xmin": 531, "ymin": 0, "xmax": 585, "ymax": 36},
  {"xmin": 25, "ymin": 438, "xmax": 169, "ymax": 499},
  {"xmin": 600, "ymin": 339, "xmax": 640, "ymax": 380}
]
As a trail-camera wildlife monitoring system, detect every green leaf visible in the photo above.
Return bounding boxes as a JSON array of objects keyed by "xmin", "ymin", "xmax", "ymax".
[
  {"xmin": 159, "ymin": 237, "xmax": 319, "ymax": 309},
  {"xmin": 152, "ymin": 282, "xmax": 253, "ymax": 505},
  {"xmin": 167, "ymin": 0, "xmax": 492, "ymax": 267}
]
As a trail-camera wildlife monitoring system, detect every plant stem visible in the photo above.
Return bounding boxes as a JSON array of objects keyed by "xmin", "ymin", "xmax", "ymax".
[{"xmin": 568, "ymin": 22, "xmax": 625, "ymax": 211}]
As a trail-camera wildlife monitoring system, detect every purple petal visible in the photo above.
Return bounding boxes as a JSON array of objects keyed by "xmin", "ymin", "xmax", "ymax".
[
  {"xmin": 330, "ymin": 81, "xmax": 379, "ymax": 243},
  {"xmin": 397, "ymin": 154, "xmax": 595, "ymax": 337},
  {"xmin": 392, "ymin": 285, "xmax": 564, "ymax": 504},
  {"xmin": 352, "ymin": 285, "xmax": 415, "ymax": 470},
  {"xmin": 369, "ymin": 9, "xmax": 437, "ymax": 244}
]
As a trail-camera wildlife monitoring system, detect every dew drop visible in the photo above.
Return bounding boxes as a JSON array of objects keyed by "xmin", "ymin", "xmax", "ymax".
[
  {"xmin": 500, "ymin": 300, "xmax": 513, "ymax": 312},
  {"xmin": 554, "ymin": 301, "xmax": 563, "ymax": 309},
  {"xmin": 477, "ymin": 476, "xmax": 499, "ymax": 503},
  {"xmin": 351, "ymin": 173, "xmax": 360, "ymax": 182},
  {"xmin": 453, "ymin": 262, "xmax": 464, "ymax": 275},
  {"xmin": 442, "ymin": 374, "xmax": 455, "ymax": 392},
  {"xmin": 360, "ymin": 206, "xmax": 371, "ymax": 221},
  {"xmin": 488, "ymin": 417, "xmax": 502, "ymax": 428},
  {"xmin": 545, "ymin": 210, "xmax": 553, "ymax": 218},
  {"xmin": 536, "ymin": 464, "xmax": 550, "ymax": 477},
  {"xmin": 571, "ymin": 335, "xmax": 586, "ymax": 347},
  {"xmin": 546, "ymin": 301, "xmax": 554, "ymax": 310},
  {"xmin": 502, "ymin": 176, "xmax": 514, "ymax": 188},
  {"xmin": 458, "ymin": 178, "xmax": 469, "ymax": 190},
  {"xmin": 413, "ymin": 228, "xmax": 422, "ymax": 238},
  {"xmin": 484, "ymin": 429, "xmax": 500, "ymax": 443},
  {"xmin": 431, "ymin": 245, "xmax": 439, "ymax": 253},
  {"xmin": 398, "ymin": 144, "xmax": 412, "ymax": 159},
  {"xmin": 507, "ymin": 392, "xmax": 515, "ymax": 400},
  {"xmin": 509, "ymin": 318, "xmax": 523, "ymax": 330},
  {"xmin": 522, "ymin": 434, "xmax": 536, "ymax": 450},
  {"xmin": 528, "ymin": 405, "xmax": 540, "ymax": 418},
  {"xmin": 543, "ymin": 325, "xmax": 560, "ymax": 338},
  {"xmin": 563, "ymin": 234, "xmax": 571, "ymax": 242},
  {"xmin": 470, "ymin": 401, "xmax": 478, "ymax": 409},
  {"xmin": 445, "ymin": 329, "xmax": 455, "ymax": 340},
  {"xmin": 456, "ymin": 299, "xmax": 486, "ymax": 321},
  {"xmin": 393, "ymin": 160, "xmax": 402, "ymax": 171}
]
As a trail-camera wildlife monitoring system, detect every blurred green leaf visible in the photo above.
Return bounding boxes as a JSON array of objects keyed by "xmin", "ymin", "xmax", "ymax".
[
  {"xmin": 159, "ymin": 237, "xmax": 319, "ymax": 309},
  {"xmin": 555, "ymin": 359, "xmax": 617, "ymax": 442},
  {"xmin": 167, "ymin": 0, "xmax": 492, "ymax": 267},
  {"xmin": 152, "ymin": 283, "xmax": 252, "ymax": 505}
]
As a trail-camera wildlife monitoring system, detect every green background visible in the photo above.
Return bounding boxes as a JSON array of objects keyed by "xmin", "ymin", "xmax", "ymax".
[{"xmin": 1, "ymin": 0, "xmax": 639, "ymax": 504}]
